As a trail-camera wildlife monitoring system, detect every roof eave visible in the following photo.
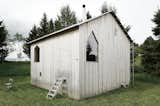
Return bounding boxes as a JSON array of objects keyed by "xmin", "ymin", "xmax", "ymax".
[
  {"xmin": 27, "ymin": 24, "xmax": 79, "ymax": 45},
  {"xmin": 27, "ymin": 11, "xmax": 133, "ymax": 45}
]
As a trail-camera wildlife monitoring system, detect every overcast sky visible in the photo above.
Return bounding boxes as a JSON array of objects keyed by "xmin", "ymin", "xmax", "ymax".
[{"xmin": 0, "ymin": 0, "xmax": 160, "ymax": 44}]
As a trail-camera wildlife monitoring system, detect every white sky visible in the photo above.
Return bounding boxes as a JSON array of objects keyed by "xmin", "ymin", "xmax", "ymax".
[{"xmin": 0, "ymin": 0, "xmax": 160, "ymax": 44}]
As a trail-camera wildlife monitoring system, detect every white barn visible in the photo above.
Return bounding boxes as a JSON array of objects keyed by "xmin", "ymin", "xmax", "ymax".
[{"xmin": 28, "ymin": 11, "xmax": 132, "ymax": 100}]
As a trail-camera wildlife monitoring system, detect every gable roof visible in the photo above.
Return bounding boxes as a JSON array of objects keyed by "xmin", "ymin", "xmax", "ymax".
[{"xmin": 27, "ymin": 11, "xmax": 132, "ymax": 45}]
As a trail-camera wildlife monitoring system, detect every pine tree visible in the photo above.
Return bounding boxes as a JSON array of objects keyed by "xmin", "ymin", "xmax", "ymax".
[
  {"xmin": 48, "ymin": 19, "xmax": 54, "ymax": 33},
  {"xmin": 39, "ymin": 13, "xmax": 50, "ymax": 36},
  {"xmin": 55, "ymin": 5, "xmax": 77, "ymax": 31},
  {"xmin": 24, "ymin": 6, "xmax": 77, "ymax": 57},
  {"xmin": 0, "ymin": 20, "xmax": 8, "ymax": 63},
  {"xmin": 28, "ymin": 25, "xmax": 39, "ymax": 41},
  {"xmin": 23, "ymin": 25, "xmax": 38, "ymax": 57},
  {"xmin": 86, "ymin": 11, "xmax": 92, "ymax": 19},
  {"xmin": 101, "ymin": 2, "xmax": 108, "ymax": 14},
  {"xmin": 152, "ymin": 9, "xmax": 160, "ymax": 37},
  {"xmin": 13, "ymin": 33, "xmax": 24, "ymax": 41},
  {"xmin": 151, "ymin": 9, "xmax": 160, "ymax": 74},
  {"xmin": 54, "ymin": 19, "xmax": 62, "ymax": 31},
  {"xmin": 101, "ymin": 2, "xmax": 117, "ymax": 14}
]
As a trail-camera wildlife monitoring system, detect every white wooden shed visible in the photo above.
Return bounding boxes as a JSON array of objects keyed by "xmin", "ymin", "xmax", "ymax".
[{"xmin": 28, "ymin": 11, "xmax": 132, "ymax": 100}]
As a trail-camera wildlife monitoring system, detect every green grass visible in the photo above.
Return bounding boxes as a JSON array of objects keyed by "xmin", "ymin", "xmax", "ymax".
[
  {"xmin": 1, "ymin": 62, "xmax": 160, "ymax": 106},
  {"xmin": 0, "ymin": 61, "xmax": 30, "ymax": 76},
  {"xmin": 135, "ymin": 56, "xmax": 141, "ymax": 66},
  {"xmin": 1, "ymin": 74, "xmax": 160, "ymax": 106}
]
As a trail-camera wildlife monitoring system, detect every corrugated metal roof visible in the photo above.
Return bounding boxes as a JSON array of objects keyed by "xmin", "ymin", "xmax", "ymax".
[{"xmin": 27, "ymin": 11, "xmax": 132, "ymax": 45}]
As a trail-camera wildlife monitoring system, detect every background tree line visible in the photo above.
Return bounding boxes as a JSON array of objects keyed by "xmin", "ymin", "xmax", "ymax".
[
  {"xmin": 134, "ymin": 9, "xmax": 160, "ymax": 75},
  {"xmin": 0, "ymin": 2, "xmax": 133, "ymax": 63},
  {"xmin": 23, "ymin": 3, "xmax": 131, "ymax": 57},
  {"xmin": 1, "ymin": 1, "xmax": 160, "ymax": 75},
  {"xmin": 0, "ymin": 21, "xmax": 8, "ymax": 63},
  {"xmin": 23, "ymin": 5, "xmax": 77, "ymax": 57}
]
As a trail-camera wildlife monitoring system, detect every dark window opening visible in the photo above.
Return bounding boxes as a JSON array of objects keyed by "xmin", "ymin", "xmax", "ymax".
[
  {"xmin": 34, "ymin": 46, "xmax": 40, "ymax": 62},
  {"xmin": 86, "ymin": 31, "xmax": 98, "ymax": 62}
]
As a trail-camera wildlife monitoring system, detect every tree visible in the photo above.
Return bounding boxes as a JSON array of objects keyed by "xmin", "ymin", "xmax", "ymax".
[
  {"xmin": 86, "ymin": 11, "xmax": 92, "ymax": 19},
  {"xmin": 141, "ymin": 37, "xmax": 155, "ymax": 71},
  {"xmin": 13, "ymin": 33, "xmax": 24, "ymax": 41},
  {"xmin": 0, "ymin": 20, "xmax": 8, "ymax": 63},
  {"xmin": 125, "ymin": 25, "xmax": 131, "ymax": 32},
  {"xmin": 101, "ymin": 2, "xmax": 117, "ymax": 14},
  {"xmin": 54, "ymin": 19, "xmax": 62, "ymax": 31},
  {"xmin": 55, "ymin": 5, "xmax": 77, "ymax": 31},
  {"xmin": 28, "ymin": 25, "xmax": 39, "ymax": 41},
  {"xmin": 150, "ymin": 9, "xmax": 160, "ymax": 74},
  {"xmin": 24, "ymin": 5, "xmax": 77, "ymax": 57},
  {"xmin": 39, "ymin": 13, "xmax": 50, "ymax": 36},
  {"xmin": 23, "ymin": 25, "xmax": 39, "ymax": 57},
  {"xmin": 101, "ymin": 2, "xmax": 108, "ymax": 13},
  {"xmin": 152, "ymin": 9, "xmax": 160, "ymax": 37},
  {"xmin": 48, "ymin": 19, "xmax": 54, "ymax": 33},
  {"xmin": 141, "ymin": 36, "xmax": 160, "ymax": 74}
]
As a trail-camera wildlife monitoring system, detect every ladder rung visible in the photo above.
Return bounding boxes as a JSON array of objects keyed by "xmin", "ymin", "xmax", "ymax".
[
  {"xmin": 47, "ymin": 77, "xmax": 65, "ymax": 99},
  {"xmin": 52, "ymin": 86, "xmax": 58, "ymax": 90}
]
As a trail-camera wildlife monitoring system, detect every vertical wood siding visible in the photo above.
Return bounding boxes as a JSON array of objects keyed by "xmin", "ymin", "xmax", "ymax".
[
  {"xmin": 30, "ymin": 13, "xmax": 131, "ymax": 100},
  {"xmin": 79, "ymin": 14, "xmax": 130, "ymax": 99},
  {"xmin": 31, "ymin": 30, "xmax": 80, "ymax": 99}
]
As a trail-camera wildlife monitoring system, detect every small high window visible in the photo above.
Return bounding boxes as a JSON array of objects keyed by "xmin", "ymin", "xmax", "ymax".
[
  {"xmin": 34, "ymin": 46, "xmax": 40, "ymax": 62},
  {"xmin": 86, "ymin": 31, "xmax": 98, "ymax": 62}
]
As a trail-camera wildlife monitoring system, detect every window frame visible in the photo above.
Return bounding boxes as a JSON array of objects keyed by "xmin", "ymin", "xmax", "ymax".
[
  {"xmin": 86, "ymin": 31, "xmax": 99, "ymax": 62},
  {"xmin": 34, "ymin": 46, "xmax": 40, "ymax": 62}
]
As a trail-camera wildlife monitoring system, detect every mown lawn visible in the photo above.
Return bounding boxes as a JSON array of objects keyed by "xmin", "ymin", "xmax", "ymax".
[{"xmin": 1, "ymin": 62, "xmax": 160, "ymax": 106}]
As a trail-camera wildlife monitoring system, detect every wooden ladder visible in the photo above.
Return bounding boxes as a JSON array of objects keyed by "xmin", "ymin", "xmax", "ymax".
[{"xmin": 47, "ymin": 78, "xmax": 65, "ymax": 99}]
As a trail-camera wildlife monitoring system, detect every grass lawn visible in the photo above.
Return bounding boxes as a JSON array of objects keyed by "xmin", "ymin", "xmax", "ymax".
[
  {"xmin": 1, "ymin": 75, "xmax": 160, "ymax": 106},
  {"xmin": 1, "ymin": 62, "xmax": 160, "ymax": 106}
]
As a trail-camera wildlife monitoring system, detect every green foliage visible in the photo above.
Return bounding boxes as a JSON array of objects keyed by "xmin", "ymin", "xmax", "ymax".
[
  {"xmin": 48, "ymin": 19, "xmax": 54, "ymax": 33},
  {"xmin": 39, "ymin": 13, "xmax": 50, "ymax": 36},
  {"xmin": 23, "ymin": 6, "xmax": 77, "ymax": 56},
  {"xmin": 23, "ymin": 25, "xmax": 38, "ymax": 58},
  {"xmin": 131, "ymin": 43, "xmax": 145, "ymax": 73},
  {"xmin": 141, "ymin": 36, "xmax": 160, "ymax": 75},
  {"xmin": 55, "ymin": 5, "xmax": 77, "ymax": 31},
  {"xmin": 135, "ymin": 72, "xmax": 160, "ymax": 83},
  {"xmin": 0, "ymin": 62, "xmax": 30, "ymax": 76},
  {"xmin": 27, "ymin": 25, "xmax": 39, "ymax": 41},
  {"xmin": 37, "ymin": 13, "xmax": 55, "ymax": 35},
  {"xmin": 86, "ymin": 11, "xmax": 92, "ymax": 19},
  {"xmin": 0, "ymin": 20, "xmax": 8, "ymax": 63},
  {"xmin": 134, "ymin": 54, "xmax": 145, "ymax": 73},
  {"xmin": 54, "ymin": 19, "xmax": 62, "ymax": 31},
  {"xmin": 152, "ymin": 9, "xmax": 160, "ymax": 37}
]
